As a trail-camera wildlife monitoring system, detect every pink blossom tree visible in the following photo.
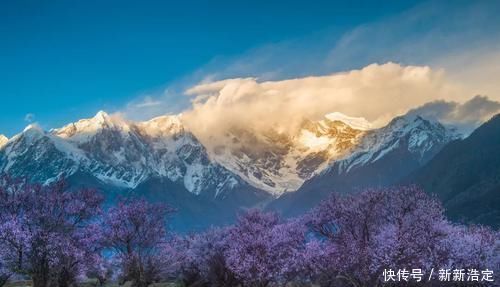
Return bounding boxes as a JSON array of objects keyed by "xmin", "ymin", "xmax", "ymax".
[
  {"xmin": 1, "ymin": 173, "xmax": 498, "ymax": 287},
  {"xmin": 0, "ymin": 176, "xmax": 103, "ymax": 287},
  {"xmin": 172, "ymin": 227, "xmax": 239, "ymax": 286},
  {"xmin": 306, "ymin": 186, "xmax": 500, "ymax": 286},
  {"xmin": 370, "ymin": 187, "xmax": 450, "ymax": 274},
  {"xmin": 101, "ymin": 198, "xmax": 175, "ymax": 287},
  {"xmin": 306, "ymin": 189, "xmax": 388, "ymax": 285},
  {"xmin": 224, "ymin": 210, "xmax": 307, "ymax": 287},
  {"xmin": 443, "ymin": 225, "xmax": 499, "ymax": 270}
]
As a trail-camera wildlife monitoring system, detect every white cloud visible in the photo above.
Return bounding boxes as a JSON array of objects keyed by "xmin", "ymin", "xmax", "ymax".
[
  {"xmin": 121, "ymin": 90, "xmax": 189, "ymax": 121},
  {"xmin": 133, "ymin": 96, "xmax": 162, "ymax": 108},
  {"xmin": 435, "ymin": 48, "xmax": 500, "ymax": 100},
  {"xmin": 182, "ymin": 62, "xmax": 489, "ymax": 147},
  {"xmin": 407, "ymin": 96, "xmax": 500, "ymax": 134},
  {"xmin": 119, "ymin": 1, "xmax": 500, "ymax": 145}
]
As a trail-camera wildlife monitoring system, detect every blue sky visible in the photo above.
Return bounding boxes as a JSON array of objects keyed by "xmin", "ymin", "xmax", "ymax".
[{"xmin": 1, "ymin": 0, "xmax": 499, "ymax": 136}]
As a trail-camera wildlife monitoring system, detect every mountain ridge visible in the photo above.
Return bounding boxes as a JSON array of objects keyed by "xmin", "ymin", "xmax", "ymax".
[
  {"xmin": 403, "ymin": 113, "xmax": 500, "ymax": 227},
  {"xmin": 0, "ymin": 111, "xmax": 255, "ymax": 197},
  {"xmin": 269, "ymin": 114, "xmax": 461, "ymax": 216},
  {"xmin": 208, "ymin": 114, "xmax": 367, "ymax": 195},
  {"xmin": 0, "ymin": 110, "xmax": 476, "ymax": 230}
]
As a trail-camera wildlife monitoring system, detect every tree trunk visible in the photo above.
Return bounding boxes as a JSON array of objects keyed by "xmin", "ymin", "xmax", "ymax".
[
  {"xmin": 32, "ymin": 273, "xmax": 49, "ymax": 287},
  {"xmin": 32, "ymin": 258, "xmax": 50, "ymax": 287},
  {"xmin": 57, "ymin": 267, "xmax": 73, "ymax": 287},
  {"xmin": 0, "ymin": 274, "xmax": 11, "ymax": 287}
]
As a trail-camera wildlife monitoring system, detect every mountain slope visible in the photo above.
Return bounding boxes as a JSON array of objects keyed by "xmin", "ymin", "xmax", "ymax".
[
  {"xmin": 0, "ymin": 125, "xmax": 83, "ymax": 183},
  {"xmin": 0, "ymin": 135, "xmax": 8, "ymax": 148},
  {"xmin": 209, "ymin": 113, "xmax": 366, "ymax": 195},
  {"xmin": 270, "ymin": 114, "xmax": 460, "ymax": 216},
  {"xmin": 0, "ymin": 111, "xmax": 248, "ymax": 198},
  {"xmin": 404, "ymin": 114, "xmax": 500, "ymax": 227},
  {"xmin": 0, "ymin": 111, "xmax": 370, "ymax": 198},
  {"xmin": 1, "ymin": 110, "xmax": 483, "ymax": 229},
  {"xmin": 65, "ymin": 172, "xmax": 268, "ymax": 231},
  {"xmin": 0, "ymin": 112, "xmax": 270, "ymax": 230}
]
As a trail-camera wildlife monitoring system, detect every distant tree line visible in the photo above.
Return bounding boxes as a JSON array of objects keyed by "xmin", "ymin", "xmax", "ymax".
[{"xmin": 0, "ymin": 175, "xmax": 498, "ymax": 287}]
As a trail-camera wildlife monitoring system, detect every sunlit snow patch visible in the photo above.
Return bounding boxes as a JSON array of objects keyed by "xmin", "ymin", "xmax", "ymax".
[{"xmin": 325, "ymin": 112, "xmax": 373, "ymax": 130}]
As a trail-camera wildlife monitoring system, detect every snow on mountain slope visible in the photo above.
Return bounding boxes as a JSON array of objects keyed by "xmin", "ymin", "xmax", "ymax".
[
  {"xmin": 324, "ymin": 112, "xmax": 372, "ymax": 131},
  {"xmin": 136, "ymin": 115, "xmax": 243, "ymax": 196},
  {"xmin": 0, "ymin": 111, "xmax": 459, "ymax": 201},
  {"xmin": 0, "ymin": 125, "xmax": 82, "ymax": 184},
  {"xmin": 269, "ymin": 114, "xmax": 462, "ymax": 217},
  {"xmin": 0, "ymin": 112, "xmax": 246, "ymax": 198},
  {"xmin": 53, "ymin": 112, "xmax": 152, "ymax": 188},
  {"xmin": 54, "ymin": 111, "xmax": 124, "ymax": 141},
  {"xmin": 208, "ymin": 113, "xmax": 366, "ymax": 195},
  {"xmin": 325, "ymin": 114, "xmax": 461, "ymax": 175},
  {"xmin": 0, "ymin": 135, "xmax": 8, "ymax": 148}
]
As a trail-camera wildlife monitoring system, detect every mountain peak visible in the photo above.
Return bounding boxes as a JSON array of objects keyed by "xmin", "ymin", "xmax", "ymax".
[
  {"xmin": 88, "ymin": 110, "xmax": 128, "ymax": 128},
  {"xmin": 324, "ymin": 112, "xmax": 372, "ymax": 130},
  {"xmin": 93, "ymin": 110, "xmax": 111, "ymax": 123},
  {"xmin": 0, "ymin": 134, "xmax": 8, "ymax": 148},
  {"xmin": 139, "ymin": 114, "xmax": 185, "ymax": 138},
  {"xmin": 387, "ymin": 113, "xmax": 445, "ymax": 133},
  {"xmin": 321, "ymin": 112, "xmax": 460, "ymax": 176},
  {"xmin": 23, "ymin": 123, "xmax": 44, "ymax": 133},
  {"xmin": 17, "ymin": 124, "xmax": 46, "ymax": 144},
  {"xmin": 53, "ymin": 111, "xmax": 129, "ymax": 140}
]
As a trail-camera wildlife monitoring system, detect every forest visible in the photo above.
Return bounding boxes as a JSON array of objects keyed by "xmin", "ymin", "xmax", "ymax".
[{"xmin": 0, "ymin": 176, "xmax": 498, "ymax": 287}]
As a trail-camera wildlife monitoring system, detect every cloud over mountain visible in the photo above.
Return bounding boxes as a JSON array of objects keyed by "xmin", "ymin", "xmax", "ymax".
[
  {"xmin": 407, "ymin": 96, "xmax": 500, "ymax": 133},
  {"xmin": 182, "ymin": 62, "xmax": 475, "ymax": 146}
]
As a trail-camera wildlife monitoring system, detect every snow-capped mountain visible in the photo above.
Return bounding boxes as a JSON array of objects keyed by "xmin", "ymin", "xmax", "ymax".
[
  {"xmin": 269, "ymin": 114, "xmax": 461, "ymax": 216},
  {"xmin": 0, "ymin": 111, "xmax": 461, "ymax": 200},
  {"xmin": 0, "ymin": 110, "xmax": 377, "ymax": 200},
  {"xmin": 208, "ymin": 113, "xmax": 367, "ymax": 195},
  {"xmin": 0, "ymin": 110, "xmax": 467, "ymax": 227},
  {"xmin": 0, "ymin": 111, "xmax": 248, "ymax": 198},
  {"xmin": 326, "ymin": 114, "xmax": 461, "ymax": 176},
  {"xmin": 0, "ymin": 124, "xmax": 83, "ymax": 184},
  {"xmin": 0, "ymin": 112, "xmax": 273, "ymax": 230},
  {"xmin": 1, "ymin": 111, "xmax": 454, "ymax": 199}
]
